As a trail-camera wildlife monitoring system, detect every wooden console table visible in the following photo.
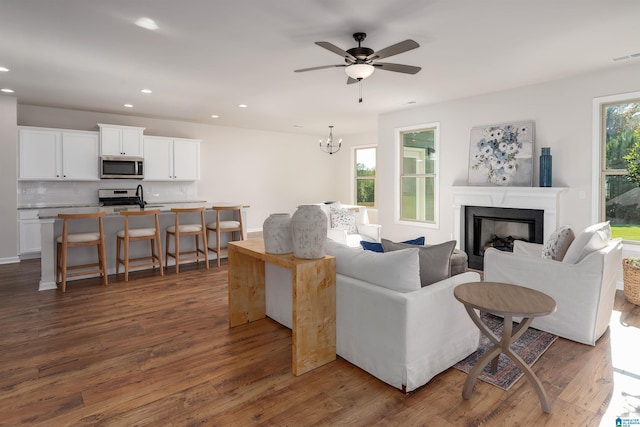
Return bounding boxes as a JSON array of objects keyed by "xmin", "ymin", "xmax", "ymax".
[
  {"xmin": 454, "ymin": 281, "xmax": 557, "ymax": 413},
  {"xmin": 227, "ymin": 239, "xmax": 336, "ymax": 376}
]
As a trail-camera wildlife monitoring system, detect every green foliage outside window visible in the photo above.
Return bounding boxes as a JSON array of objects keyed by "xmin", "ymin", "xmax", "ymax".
[{"xmin": 603, "ymin": 101, "xmax": 640, "ymax": 241}]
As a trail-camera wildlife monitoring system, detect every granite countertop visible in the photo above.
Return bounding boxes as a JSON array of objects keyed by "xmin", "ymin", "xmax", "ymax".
[
  {"xmin": 18, "ymin": 200, "xmax": 206, "ymax": 210},
  {"xmin": 35, "ymin": 201, "xmax": 248, "ymax": 219}
]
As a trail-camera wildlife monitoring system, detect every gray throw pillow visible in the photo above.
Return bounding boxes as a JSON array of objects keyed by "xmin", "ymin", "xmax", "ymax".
[{"xmin": 381, "ymin": 239, "xmax": 456, "ymax": 286}]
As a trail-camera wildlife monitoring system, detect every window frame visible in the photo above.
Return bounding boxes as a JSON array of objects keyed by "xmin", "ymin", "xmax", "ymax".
[
  {"xmin": 352, "ymin": 145, "xmax": 377, "ymax": 208},
  {"xmin": 394, "ymin": 122, "xmax": 440, "ymax": 228},
  {"xmin": 592, "ymin": 90, "xmax": 640, "ymax": 241}
]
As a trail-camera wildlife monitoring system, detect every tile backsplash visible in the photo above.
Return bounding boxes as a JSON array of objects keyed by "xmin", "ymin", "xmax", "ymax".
[{"xmin": 18, "ymin": 180, "xmax": 199, "ymax": 207}]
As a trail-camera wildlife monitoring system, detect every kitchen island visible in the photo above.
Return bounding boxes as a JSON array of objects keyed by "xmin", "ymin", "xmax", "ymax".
[{"xmin": 37, "ymin": 202, "xmax": 248, "ymax": 291}]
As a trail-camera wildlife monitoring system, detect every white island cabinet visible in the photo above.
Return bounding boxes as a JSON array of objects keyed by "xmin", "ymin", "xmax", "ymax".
[
  {"xmin": 18, "ymin": 210, "xmax": 41, "ymax": 256},
  {"xmin": 98, "ymin": 124, "xmax": 145, "ymax": 157},
  {"xmin": 143, "ymin": 136, "xmax": 200, "ymax": 181},
  {"xmin": 19, "ymin": 127, "xmax": 100, "ymax": 180}
]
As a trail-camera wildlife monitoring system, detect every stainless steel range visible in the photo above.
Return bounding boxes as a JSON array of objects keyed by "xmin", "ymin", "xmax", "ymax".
[{"xmin": 98, "ymin": 188, "xmax": 142, "ymax": 207}]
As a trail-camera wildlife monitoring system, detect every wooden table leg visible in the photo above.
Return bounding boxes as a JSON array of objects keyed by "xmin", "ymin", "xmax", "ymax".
[
  {"xmin": 227, "ymin": 244, "xmax": 266, "ymax": 327},
  {"xmin": 461, "ymin": 307, "xmax": 551, "ymax": 413},
  {"xmin": 291, "ymin": 258, "xmax": 336, "ymax": 376}
]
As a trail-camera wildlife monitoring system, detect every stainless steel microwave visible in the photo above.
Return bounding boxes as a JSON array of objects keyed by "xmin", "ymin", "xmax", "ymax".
[{"xmin": 100, "ymin": 156, "xmax": 144, "ymax": 179}]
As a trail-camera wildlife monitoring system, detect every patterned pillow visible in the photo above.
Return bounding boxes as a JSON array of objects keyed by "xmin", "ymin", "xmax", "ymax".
[
  {"xmin": 330, "ymin": 207, "xmax": 357, "ymax": 234},
  {"xmin": 541, "ymin": 226, "xmax": 575, "ymax": 261}
]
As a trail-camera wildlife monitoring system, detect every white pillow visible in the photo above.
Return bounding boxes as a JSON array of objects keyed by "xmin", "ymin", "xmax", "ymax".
[
  {"xmin": 330, "ymin": 206, "xmax": 357, "ymax": 234},
  {"xmin": 325, "ymin": 240, "xmax": 421, "ymax": 292},
  {"xmin": 541, "ymin": 225, "xmax": 575, "ymax": 261},
  {"xmin": 562, "ymin": 222, "xmax": 611, "ymax": 264}
]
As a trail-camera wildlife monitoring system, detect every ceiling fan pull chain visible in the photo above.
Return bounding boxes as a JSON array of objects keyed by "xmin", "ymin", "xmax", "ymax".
[{"xmin": 359, "ymin": 79, "xmax": 363, "ymax": 103}]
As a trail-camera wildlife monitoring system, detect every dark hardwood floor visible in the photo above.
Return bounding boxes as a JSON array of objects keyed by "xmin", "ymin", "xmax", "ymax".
[{"xmin": 0, "ymin": 259, "xmax": 638, "ymax": 426}]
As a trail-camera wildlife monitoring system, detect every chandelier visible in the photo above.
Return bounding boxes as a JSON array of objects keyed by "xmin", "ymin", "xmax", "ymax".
[{"xmin": 319, "ymin": 126, "xmax": 342, "ymax": 155}]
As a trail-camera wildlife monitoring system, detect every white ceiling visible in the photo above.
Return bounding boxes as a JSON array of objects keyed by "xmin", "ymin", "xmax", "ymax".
[{"xmin": 1, "ymin": 0, "xmax": 639, "ymax": 136}]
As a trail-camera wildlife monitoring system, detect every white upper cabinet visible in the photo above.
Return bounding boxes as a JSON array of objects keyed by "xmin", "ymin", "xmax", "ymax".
[
  {"xmin": 98, "ymin": 124, "xmax": 145, "ymax": 157},
  {"xmin": 173, "ymin": 138, "xmax": 200, "ymax": 181},
  {"xmin": 19, "ymin": 127, "xmax": 100, "ymax": 180},
  {"xmin": 19, "ymin": 128, "xmax": 61, "ymax": 180},
  {"xmin": 62, "ymin": 131, "xmax": 100, "ymax": 180},
  {"xmin": 143, "ymin": 136, "xmax": 200, "ymax": 181}
]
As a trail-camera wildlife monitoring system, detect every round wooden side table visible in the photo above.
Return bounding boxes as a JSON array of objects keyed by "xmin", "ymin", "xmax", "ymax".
[{"xmin": 454, "ymin": 281, "xmax": 557, "ymax": 413}]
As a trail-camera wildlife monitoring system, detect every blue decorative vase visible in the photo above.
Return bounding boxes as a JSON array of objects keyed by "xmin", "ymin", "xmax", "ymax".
[{"xmin": 539, "ymin": 147, "xmax": 552, "ymax": 187}]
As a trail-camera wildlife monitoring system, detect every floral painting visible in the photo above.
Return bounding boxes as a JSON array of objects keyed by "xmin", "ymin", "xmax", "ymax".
[{"xmin": 468, "ymin": 121, "xmax": 534, "ymax": 186}]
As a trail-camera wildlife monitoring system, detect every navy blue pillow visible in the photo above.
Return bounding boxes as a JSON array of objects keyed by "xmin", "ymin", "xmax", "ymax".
[
  {"xmin": 360, "ymin": 240, "xmax": 384, "ymax": 252},
  {"xmin": 360, "ymin": 236, "xmax": 425, "ymax": 252}
]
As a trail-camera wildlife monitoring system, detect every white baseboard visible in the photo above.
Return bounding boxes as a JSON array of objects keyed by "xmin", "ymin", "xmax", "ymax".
[{"xmin": 0, "ymin": 256, "xmax": 20, "ymax": 265}]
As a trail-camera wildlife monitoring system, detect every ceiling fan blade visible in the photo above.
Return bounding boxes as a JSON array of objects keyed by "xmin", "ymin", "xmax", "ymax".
[
  {"xmin": 366, "ymin": 39, "xmax": 419, "ymax": 61},
  {"xmin": 346, "ymin": 77, "xmax": 359, "ymax": 85},
  {"xmin": 373, "ymin": 62, "xmax": 421, "ymax": 74},
  {"xmin": 316, "ymin": 41, "xmax": 357, "ymax": 62},
  {"xmin": 294, "ymin": 64, "xmax": 346, "ymax": 73}
]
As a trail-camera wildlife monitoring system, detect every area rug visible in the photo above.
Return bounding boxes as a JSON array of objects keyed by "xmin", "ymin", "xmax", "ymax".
[{"xmin": 453, "ymin": 313, "xmax": 558, "ymax": 390}]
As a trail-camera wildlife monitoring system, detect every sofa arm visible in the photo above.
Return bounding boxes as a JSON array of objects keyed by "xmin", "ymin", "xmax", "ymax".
[
  {"xmin": 513, "ymin": 240, "xmax": 543, "ymax": 257},
  {"xmin": 356, "ymin": 223, "xmax": 382, "ymax": 242},
  {"xmin": 336, "ymin": 271, "xmax": 481, "ymax": 392},
  {"xmin": 327, "ymin": 228, "xmax": 348, "ymax": 244}
]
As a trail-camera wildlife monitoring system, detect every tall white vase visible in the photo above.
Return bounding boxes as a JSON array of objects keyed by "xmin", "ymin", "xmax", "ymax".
[
  {"xmin": 262, "ymin": 213, "xmax": 293, "ymax": 254},
  {"xmin": 290, "ymin": 205, "xmax": 327, "ymax": 259}
]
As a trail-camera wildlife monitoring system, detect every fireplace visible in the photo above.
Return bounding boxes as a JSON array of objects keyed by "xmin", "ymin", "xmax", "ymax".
[
  {"xmin": 464, "ymin": 206, "xmax": 544, "ymax": 270},
  {"xmin": 451, "ymin": 186, "xmax": 567, "ymax": 271}
]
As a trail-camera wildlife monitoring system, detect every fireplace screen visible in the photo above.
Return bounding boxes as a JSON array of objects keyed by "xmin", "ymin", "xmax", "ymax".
[{"xmin": 464, "ymin": 206, "xmax": 544, "ymax": 270}]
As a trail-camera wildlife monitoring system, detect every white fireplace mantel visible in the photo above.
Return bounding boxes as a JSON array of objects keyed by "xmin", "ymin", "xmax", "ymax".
[{"xmin": 452, "ymin": 186, "xmax": 568, "ymax": 250}]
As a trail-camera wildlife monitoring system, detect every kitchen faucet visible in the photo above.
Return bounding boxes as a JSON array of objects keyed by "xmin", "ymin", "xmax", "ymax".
[{"xmin": 136, "ymin": 184, "xmax": 145, "ymax": 208}]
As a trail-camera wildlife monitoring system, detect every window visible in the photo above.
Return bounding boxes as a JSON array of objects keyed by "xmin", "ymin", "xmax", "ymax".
[
  {"xmin": 354, "ymin": 146, "xmax": 376, "ymax": 207},
  {"xmin": 599, "ymin": 97, "xmax": 640, "ymax": 241},
  {"xmin": 396, "ymin": 123, "xmax": 439, "ymax": 226}
]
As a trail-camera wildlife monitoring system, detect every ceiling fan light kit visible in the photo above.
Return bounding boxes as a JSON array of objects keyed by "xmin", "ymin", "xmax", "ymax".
[
  {"xmin": 344, "ymin": 63, "xmax": 375, "ymax": 80},
  {"xmin": 295, "ymin": 32, "xmax": 421, "ymax": 102}
]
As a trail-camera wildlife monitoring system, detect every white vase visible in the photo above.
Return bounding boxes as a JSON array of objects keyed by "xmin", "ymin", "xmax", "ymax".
[
  {"xmin": 263, "ymin": 213, "xmax": 293, "ymax": 254},
  {"xmin": 290, "ymin": 205, "xmax": 327, "ymax": 259}
]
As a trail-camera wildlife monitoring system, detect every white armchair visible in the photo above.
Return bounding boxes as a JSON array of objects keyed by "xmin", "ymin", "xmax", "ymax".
[
  {"xmin": 484, "ymin": 236, "xmax": 622, "ymax": 346},
  {"xmin": 318, "ymin": 203, "xmax": 381, "ymax": 247}
]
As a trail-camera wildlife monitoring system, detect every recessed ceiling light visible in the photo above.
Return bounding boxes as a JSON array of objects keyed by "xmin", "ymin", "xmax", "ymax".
[
  {"xmin": 1, "ymin": 88, "xmax": 14, "ymax": 93},
  {"xmin": 0, "ymin": 67, "xmax": 8, "ymax": 72},
  {"xmin": 140, "ymin": 88, "xmax": 152, "ymax": 94},
  {"xmin": 135, "ymin": 17, "xmax": 159, "ymax": 31},
  {"xmin": 407, "ymin": 101, "xmax": 416, "ymax": 104},
  {"xmin": 210, "ymin": 114, "xmax": 219, "ymax": 118},
  {"xmin": 293, "ymin": 125, "xmax": 303, "ymax": 128},
  {"xmin": 238, "ymin": 104, "xmax": 248, "ymax": 108},
  {"xmin": 124, "ymin": 104, "xmax": 134, "ymax": 108}
]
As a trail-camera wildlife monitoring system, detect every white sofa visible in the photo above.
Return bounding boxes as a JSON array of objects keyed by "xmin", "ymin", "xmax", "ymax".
[
  {"xmin": 484, "ymin": 232, "xmax": 622, "ymax": 346},
  {"xmin": 265, "ymin": 240, "xmax": 481, "ymax": 392},
  {"xmin": 318, "ymin": 203, "xmax": 381, "ymax": 247}
]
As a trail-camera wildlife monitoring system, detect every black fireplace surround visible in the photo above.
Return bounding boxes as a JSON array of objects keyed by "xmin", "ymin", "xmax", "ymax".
[{"xmin": 464, "ymin": 206, "xmax": 544, "ymax": 270}]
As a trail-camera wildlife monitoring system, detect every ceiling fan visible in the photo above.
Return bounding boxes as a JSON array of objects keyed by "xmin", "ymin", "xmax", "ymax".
[{"xmin": 294, "ymin": 32, "xmax": 421, "ymax": 85}]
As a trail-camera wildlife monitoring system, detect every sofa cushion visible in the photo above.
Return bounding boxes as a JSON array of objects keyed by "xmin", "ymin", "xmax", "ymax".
[
  {"xmin": 382, "ymin": 239, "xmax": 456, "ymax": 287},
  {"xmin": 562, "ymin": 222, "xmax": 611, "ymax": 264},
  {"xmin": 541, "ymin": 225, "xmax": 575, "ymax": 261},
  {"xmin": 326, "ymin": 240, "xmax": 421, "ymax": 292},
  {"xmin": 360, "ymin": 236, "xmax": 425, "ymax": 253},
  {"xmin": 330, "ymin": 206, "xmax": 357, "ymax": 234}
]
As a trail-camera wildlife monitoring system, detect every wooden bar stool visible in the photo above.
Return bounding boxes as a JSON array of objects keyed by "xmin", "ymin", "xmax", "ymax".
[
  {"xmin": 56, "ymin": 212, "xmax": 108, "ymax": 292},
  {"xmin": 165, "ymin": 207, "xmax": 209, "ymax": 273},
  {"xmin": 207, "ymin": 204, "xmax": 245, "ymax": 267},
  {"xmin": 116, "ymin": 209, "xmax": 163, "ymax": 281}
]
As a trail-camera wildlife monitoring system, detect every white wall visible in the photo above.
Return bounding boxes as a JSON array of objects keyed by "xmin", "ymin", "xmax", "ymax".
[
  {"xmin": 376, "ymin": 61, "xmax": 640, "ymax": 244},
  {"xmin": 16, "ymin": 105, "xmax": 345, "ymax": 232},
  {"xmin": 0, "ymin": 96, "xmax": 18, "ymax": 262}
]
